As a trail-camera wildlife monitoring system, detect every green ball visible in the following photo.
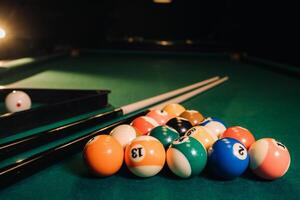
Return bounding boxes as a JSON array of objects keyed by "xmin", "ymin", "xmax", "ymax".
[
  {"xmin": 149, "ymin": 125, "xmax": 180, "ymax": 149},
  {"xmin": 167, "ymin": 136, "xmax": 207, "ymax": 178}
]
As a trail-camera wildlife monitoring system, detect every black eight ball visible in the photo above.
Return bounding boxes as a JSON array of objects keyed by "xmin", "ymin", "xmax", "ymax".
[{"xmin": 166, "ymin": 117, "xmax": 193, "ymax": 136}]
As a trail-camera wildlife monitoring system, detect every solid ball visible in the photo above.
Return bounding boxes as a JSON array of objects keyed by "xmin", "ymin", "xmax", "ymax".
[
  {"xmin": 221, "ymin": 126, "xmax": 255, "ymax": 149},
  {"xmin": 167, "ymin": 136, "xmax": 207, "ymax": 178},
  {"xmin": 149, "ymin": 125, "xmax": 179, "ymax": 149},
  {"xmin": 146, "ymin": 110, "xmax": 171, "ymax": 125},
  {"xmin": 131, "ymin": 116, "xmax": 159, "ymax": 135},
  {"xmin": 166, "ymin": 117, "xmax": 193, "ymax": 136},
  {"xmin": 5, "ymin": 90, "xmax": 32, "ymax": 113},
  {"xmin": 163, "ymin": 103, "xmax": 186, "ymax": 118},
  {"xmin": 208, "ymin": 138, "xmax": 249, "ymax": 179},
  {"xmin": 84, "ymin": 135, "xmax": 124, "ymax": 177},
  {"xmin": 110, "ymin": 124, "xmax": 137, "ymax": 148},
  {"xmin": 200, "ymin": 117, "xmax": 226, "ymax": 127},
  {"xmin": 180, "ymin": 110, "xmax": 205, "ymax": 126},
  {"xmin": 249, "ymin": 138, "xmax": 290, "ymax": 180},
  {"xmin": 185, "ymin": 126, "xmax": 218, "ymax": 150},
  {"xmin": 201, "ymin": 119, "xmax": 226, "ymax": 138},
  {"xmin": 125, "ymin": 136, "xmax": 165, "ymax": 177}
]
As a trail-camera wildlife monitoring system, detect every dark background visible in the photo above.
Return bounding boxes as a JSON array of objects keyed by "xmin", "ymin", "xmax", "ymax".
[{"xmin": 0, "ymin": 0, "xmax": 299, "ymax": 66}]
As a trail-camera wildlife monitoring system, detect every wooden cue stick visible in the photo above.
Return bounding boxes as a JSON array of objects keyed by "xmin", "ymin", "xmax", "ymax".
[
  {"xmin": 151, "ymin": 77, "xmax": 229, "ymax": 110},
  {"xmin": 0, "ymin": 76, "xmax": 219, "ymax": 161},
  {"xmin": 0, "ymin": 76, "xmax": 228, "ymax": 188}
]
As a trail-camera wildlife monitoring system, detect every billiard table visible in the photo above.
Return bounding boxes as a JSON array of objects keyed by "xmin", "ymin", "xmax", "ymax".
[{"xmin": 0, "ymin": 50, "xmax": 299, "ymax": 199}]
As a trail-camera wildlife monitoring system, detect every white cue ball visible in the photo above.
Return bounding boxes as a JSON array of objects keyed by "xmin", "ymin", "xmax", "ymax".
[
  {"xmin": 110, "ymin": 124, "xmax": 137, "ymax": 148},
  {"xmin": 5, "ymin": 90, "xmax": 32, "ymax": 113}
]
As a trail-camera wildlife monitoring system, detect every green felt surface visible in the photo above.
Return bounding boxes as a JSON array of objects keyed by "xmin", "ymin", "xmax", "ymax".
[{"xmin": 0, "ymin": 51, "xmax": 299, "ymax": 199}]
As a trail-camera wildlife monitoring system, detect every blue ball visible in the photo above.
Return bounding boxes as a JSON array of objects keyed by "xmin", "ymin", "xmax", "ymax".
[
  {"xmin": 200, "ymin": 117, "xmax": 226, "ymax": 127},
  {"xmin": 208, "ymin": 138, "xmax": 249, "ymax": 179}
]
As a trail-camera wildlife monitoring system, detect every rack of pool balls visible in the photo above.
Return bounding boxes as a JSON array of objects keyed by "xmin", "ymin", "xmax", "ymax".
[{"xmin": 84, "ymin": 103, "xmax": 291, "ymax": 180}]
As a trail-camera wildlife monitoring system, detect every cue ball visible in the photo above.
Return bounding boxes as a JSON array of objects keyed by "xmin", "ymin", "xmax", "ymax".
[
  {"xmin": 131, "ymin": 116, "xmax": 159, "ymax": 135},
  {"xmin": 249, "ymin": 138, "xmax": 290, "ymax": 180},
  {"xmin": 5, "ymin": 90, "xmax": 32, "ymax": 113},
  {"xmin": 125, "ymin": 136, "xmax": 165, "ymax": 177},
  {"xmin": 167, "ymin": 136, "xmax": 207, "ymax": 178},
  {"xmin": 185, "ymin": 126, "xmax": 218, "ymax": 150},
  {"xmin": 149, "ymin": 125, "xmax": 179, "ymax": 149},
  {"xmin": 110, "ymin": 124, "xmax": 137, "ymax": 148},
  {"xmin": 163, "ymin": 103, "xmax": 186, "ymax": 118},
  {"xmin": 84, "ymin": 135, "xmax": 124, "ymax": 177},
  {"xmin": 221, "ymin": 126, "xmax": 255, "ymax": 149},
  {"xmin": 146, "ymin": 109, "xmax": 171, "ymax": 125},
  {"xmin": 208, "ymin": 138, "xmax": 249, "ymax": 179},
  {"xmin": 166, "ymin": 117, "xmax": 193, "ymax": 136},
  {"xmin": 180, "ymin": 110, "xmax": 205, "ymax": 126}
]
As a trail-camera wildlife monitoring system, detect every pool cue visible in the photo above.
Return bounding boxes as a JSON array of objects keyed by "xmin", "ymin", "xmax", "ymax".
[
  {"xmin": 151, "ymin": 77, "xmax": 229, "ymax": 110},
  {"xmin": 0, "ymin": 76, "xmax": 228, "ymax": 188},
  {"xmin": 0, "ymin": 76, "xmax": 219, "ymax": 161}
]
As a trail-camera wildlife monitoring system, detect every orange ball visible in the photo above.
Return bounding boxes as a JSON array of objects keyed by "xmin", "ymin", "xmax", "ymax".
[
  {"xmin": 221, "ymin": 126, "xmax": 255, "ymax": 149},
  {"xmin": 180, "ymin": 110, "xmax": 205, "ymax": 126},
  {"xmin": 163, "ymin": 103, "xmax": 186, "ymax": 118},
  {"xmin": 125, "ymin": 136, "xmax": 165, "ymax": 177},
  {"xmin": 84, "ymin": 135, "xmax": 124, "ymax": 177}
]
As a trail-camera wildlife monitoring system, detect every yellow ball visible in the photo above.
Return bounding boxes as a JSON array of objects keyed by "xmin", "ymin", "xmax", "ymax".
[
  {"xmin": 185, "ymin": 126, "xmax": 218, "ymax": 150},
  {"xmin": 163, "ymin": 103, "xmax": 186, "ymax": 118}
]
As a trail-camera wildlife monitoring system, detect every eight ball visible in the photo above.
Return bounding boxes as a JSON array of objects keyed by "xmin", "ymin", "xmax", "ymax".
[{"xmin": 166, "ymin": 117, "xmax": 193, "ymax": 136}]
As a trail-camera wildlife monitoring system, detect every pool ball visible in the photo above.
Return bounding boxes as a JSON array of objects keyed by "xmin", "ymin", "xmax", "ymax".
[
  {"xmin": 208, "ymin": 138, "xmax": 249, "ymax": 179},
  {"xmin": 83, "ymin": 135, "xmax": 123, "ymax": 177},
  {"xmin": 131, "ymin": 116, "xmax": 159, "ymax": 135},
  {"xmin": 221, "ymin": 126, "xmax": 255, "ymax": 149},
  {"xmin": 163, "ymin": 103, "xmax": 186, "ymax": 118},
  {"xmin": 185, "ymin": 126, "xmax": 218, "ymax": 150},
  {"xmin": 167, "ymin": 136, "xmax": 207, "ymax": 178},
  {"xmin": 200, "ymin": 117, "xmax": 226, "ymax": 127},
  {"xmin": 166, "ymin": 117, "xmax": 193, "ymax": 136},
  {"xmin": 5, "ymin": 90, "xmax": 32, "ymax": 113},
  {"xmin": 249, "ymin": 138, "xmax": 290, "ymax": 180},
  {"xmin": 180, "ymin": 110, "xmax": 205, "ymax": 126},
  {"xmin": 146, "ymin": 109, "xmax": 170, "ymax": 125},
  {"xmin": 110, "ymin": 124, "xmax": 137, "ymax": 148},
  {"xmin": 149, "ymin": 125, "xmax": 179, "ymax": 149},
  {"xmin": 125, "ymin": 136, "xmax": 165, "ymax": 177},
  {"xmin": 201, "ymin": 119, "xmax": 226, "ymax": 138}
]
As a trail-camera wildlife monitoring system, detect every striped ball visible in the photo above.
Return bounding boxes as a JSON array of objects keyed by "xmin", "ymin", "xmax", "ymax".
[
  {"xmin": 185, "ymin": 126, "xmax": 218, "ymax": 150},
  {"xmin": 125, "ymin": 136, "xmax": 165, "ymax": 177},
  {"xmin": 131, "ymin": 116, "xmax": 159, "ymax": 135},
  {"xmin": 249, "ymin": 138, "xmax": 290, "ymax": 180},
  {"xmin": 167, "ymin": 136, "xmax": 207, "ymax": 178}
]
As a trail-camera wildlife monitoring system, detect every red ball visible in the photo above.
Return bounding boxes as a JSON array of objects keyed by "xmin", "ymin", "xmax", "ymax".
[
  {"xmin": 221, "ymin": 126, "xmax": 255, "ymax": 149},
  {"xmin": 131, "ymin": 116, "xmax": 159, "ymax": 135},
  {"xmin": 146, "ymin": 110, "xmax": 170, "ymax": 125}
]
